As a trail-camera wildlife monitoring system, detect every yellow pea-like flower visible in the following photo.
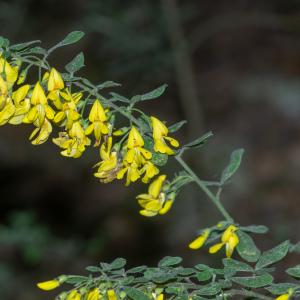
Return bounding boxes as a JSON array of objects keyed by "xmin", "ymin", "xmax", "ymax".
[
  {"xmin": 189, "ymin": 229, "xmax": 210, "ymax": 250},
  {"xmin": 37, "ymin": 279, "xmax": 60, "ymax": 291},
  {"xmin": 151, "ymin": 116, "xmax": 179, "ymax": 155},
  {"xmin": 86, "ymin": 288, "xmax": 100, "ymax": 300},
  {"xmin": 67, "ymin": 290, "xmax": 81, "ymax": 300},
  {"xmin": 48, "ymin": 68, "xmax": 64, "ymax": 91},
  {"xmin": 107, "ymin": 289, "xmax": 117, "ymax": 300}
]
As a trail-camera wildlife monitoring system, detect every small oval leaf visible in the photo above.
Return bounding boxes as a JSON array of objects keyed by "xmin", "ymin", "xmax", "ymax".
[{"xmin": 221, "ymin": 149, "xmax": 244, "ymax": 184}]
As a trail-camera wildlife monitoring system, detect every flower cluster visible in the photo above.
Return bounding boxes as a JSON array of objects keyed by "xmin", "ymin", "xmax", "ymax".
[
  {"xmin": 189, "ymin": 224, "xmax": 239, "ymax": 258},
  {"xmin": 0, "ymin": 56, "xmax": 180, "ymax": 192}
]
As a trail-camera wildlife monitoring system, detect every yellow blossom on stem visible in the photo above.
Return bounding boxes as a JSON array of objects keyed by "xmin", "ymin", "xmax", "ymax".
[
  {"xmin": 137, "ymin": 175, "xmax": 174, "ymax": 217},
  {"xmin": 209, "ymin": 225, "xmax": 239, "ymax": 258},
  {"xmin": 0, "ymin": 57, "xmax": 18, "ymax": 87},
  {"xmin": 67, "ymin": 290, "xmax": 81, "ymax": 300},
  {"xmin": 9, "ymin": 84, "xmax": 31, "ymax": 125},
  {"xmin": 24, "ymin": 82, "xmax": 55, "ymax": 127},
  {"xmin": 53, "ymin": 121, "xmax": 91, "ymax": 158},
  {"xmin": 107, "ymin": 289, "xmax": 117, "ymax": 300},
  {"xmin": 29, "ymin": 118, "xmax": 52, "ymax": 145},
  {"xmin": 94, "ymin": 136, "xmax": 120, "ymax": 183},
  {"xmin": 151, "ymin": 116, "xmax": 179, "ymax": 155},
  {"xmin": 86, "ymin": 288, "xmax": 100, "ymax": 300},
  {"xmin": 53, "ymin": 89, "xmax": 82, "ymax": 129},
  {"xmin": 48, "ymin": 67, "xmax": 64, "ymax": 92},
  {"xmin": 189, "ymin": 229, "xmax": 210, "ymax": 250},
  {"xmin": 140, "ymin": 161, "xmax": 159, "ymax": 183},
  {"xmin": 85, "ymin": 99, "xmax": 109, "ymax": 146},
  {"xmin": 117, "ymin": 127, "xmax": 153, "ymax": 185},
  {"xmin": 37, "ymin": 279, "xmax": 60, "ymax": 291}
]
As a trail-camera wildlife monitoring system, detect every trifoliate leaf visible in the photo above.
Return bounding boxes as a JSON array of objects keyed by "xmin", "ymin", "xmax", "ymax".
[
  {"xmin": 220, "ymin": 149, "xmax": 244, "ymax": 184},
  {"xmin": 255, "ymin": 240, "xmax": 290, "ymax": 270},
  {"xmin": 236, "ymin": 231, "xmax": 261, "ymax": 262},
  {"xmin": 231, "ymin": 273, "xmax": 273, "ymax": 288},
  {"xmin": 65, "ymin": 52, "xmax": 85, "ymax": 74},
  {"xmin": 158, "ymin": 256, "xmax": 182, "ymax": 267}
]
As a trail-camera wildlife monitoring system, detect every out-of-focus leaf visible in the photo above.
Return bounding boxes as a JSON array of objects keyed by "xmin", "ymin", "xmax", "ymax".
[
  {"xmin": 220, "ymin": 149, "xmax": 244, "ymax": 184},
  {"xmin": 183, "ymin": 132, "xmax": 213, "ymax": 149},
  {"xmin": 236, "ymin": 231, "xmax": 261, "ymax": 262}
]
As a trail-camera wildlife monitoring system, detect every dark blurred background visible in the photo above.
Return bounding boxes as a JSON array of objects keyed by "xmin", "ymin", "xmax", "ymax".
[{"xmin": 1, "ymin": 0, "xmax": 300, "ymax": 299}]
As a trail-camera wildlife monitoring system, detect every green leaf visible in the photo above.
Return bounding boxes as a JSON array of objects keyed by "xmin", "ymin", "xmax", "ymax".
[
  {"xmin": 177, "ymin": 268, "xmax": 196, "ymax": 276},
  {"xmin": 236, "ymin": 231, "xmax": 261, "ymax": 262},
  {"xmin": 223, "ymin": 258, "xmax": 253, "ymax": 272},
  {"xmin": 183, "ymin": 132, "xmax": 213, "ymax": 149},
  {"xmin": 0, "ymin": 37, "xmax": 10, "ymax": 48},
  {"xmin": 65, "ymin": 52, "xmax": 85, "ymax": 74},
  {"xmin": 59, "ymin": 31, "xmax": 85, "ymax": 47},
  {"xmin": 85, "ymin": 266, "xmax": 101, "ymax": 272},
  {"xmin": 231, "ymin": 273, "xmax": 273, "ymax": 288},
  {"xmin": 109, "ymin": 92, "xmax": 130, "ymax": 103},
  {"xmin": 140, "ymin": 84, "xmax": 168, "ymax": 101},
  {"xmin": 195, "ymin": 283, "xmax": 221, "ymax": 296},
  {"xmin": 255, "ymin": 241, "xmax": 290, "ymax": 270},
  {"xmin": 158, "ymin": 256, "xmax": 182, "ymax": 267},
  {"xmin": 240, "ymin": 225, "xmax": 269, "ymax": 234},
  {"xmin": 196, "ymin": 270, "xmax": 212, "ymax": 281},
  {"xmin": 97, "ymin": 81, "xmax": 121, "ymax": 90},
  {"xmin": 110, "ymin": 257, "xmax": 127, "ymax": 270},
  {"xmin": 65, "ymin": 276, "xmax": 88, "ymax": 284},
  {"xmin": 220, "ymin": 149, "xmax": 244, "ymax": 184},
  {"xmin": 127, "ymin": 266, "xmax": 147, "ymax": 274},
  {"xmin": 10, "ymin": 40, "xmax": 41, "ymax": 51},
  {"xmin": 123, "ymin": 287, "xmax": 150, "ymax": 300},
  {"xmin": 26, "ymin": 46, "xmax": 46, "ymax": 55},
  {"xmin": 286, "ymin": 264, "xmax": 300, "ymax": 278},
  {"xmin": 168, "ymin": 120, "xmax": 187, "ymax": 133},
  {"xmin": 152, "ymin": 152, "xmax": 168, "ymax": 167},
  {"xmin": 266, "ymin": 283, "xmax": 299, "ymax": 295}
]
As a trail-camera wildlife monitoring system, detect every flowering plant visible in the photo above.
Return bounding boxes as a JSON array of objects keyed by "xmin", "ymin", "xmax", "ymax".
[{"xmin": 1, "ymin": 31, "xmax": 300, "ymax": 300}]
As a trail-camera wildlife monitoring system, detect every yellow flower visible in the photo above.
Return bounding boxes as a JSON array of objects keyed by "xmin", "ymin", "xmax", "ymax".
[
  {"xmin": 9, "ymin": 84, "xmax": 31, "ymax": 125},
  {"xmin": 37, "ymin": 279, "xmax": 60, "ymax": 291},
  {"xmin": 107, "ymin": 289, "xmax": 117, "ymax": 300},
  {"xmin": 276, "ymin": 289, "xmax": 293, "ymax": 300},
  {"xmin": 67, "ymin": 290, "xmax": 81, "ymax": 300},
  {"xmin": 0, "ymin": 98, "xmax": 15, "ymax": 125},
  {"xmin": 24, "ymin": 82, "xmax": 55, "ymax": 127},
  {"xmin": 151, "ymin": 116, "xmax": 179, "ymax": 155},
  {"xmin": 48, "ymin": 68, "xmax": 64, "ymax": 92},
  {"xmin": 0, "ymin": 57, "xmax": 18, "ymax": 87},
  {"xmin": 53, "ymin": 121, "xmax": 91, "ymax": 158},
  {"xmin": 94, "ymin": 136, "xmax": 120, "ymax": 183},
  {"xmin": 86, "ymin": 288, "xmax": 100, "ymax": 300},
  {"xmin": 140, "ymin": 161, "xmax": 159, "ymax": 183},
  {"xmin": 85, "ymin": 100, "xmax": 109, "ymax": 146},
  {"xmin": 137, "ymin": 175, "xmax": 174, "ymax": 217},
  {"xmin": 53, "ymin": 89, "xmax": 82, "ymax": 129},
  {"xmin": 189, "ymin": 229, "xmax": 210, "ymax": 250},
  {"xmin": 29, "ymin": 118, "xmax": 52, "ymax": 145},
  {"xmin": 117, "ymin": 127, "xmax": 153, "ymax": 186},
  {"xmin": 156, "ymin": 294, "xmax": 164, "ymax": 300},
  {"xmin": 209, "ymin": 225, "xmax": 239, "ymax": 258}
]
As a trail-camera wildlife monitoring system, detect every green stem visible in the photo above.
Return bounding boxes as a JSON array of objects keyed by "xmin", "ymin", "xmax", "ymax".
[{"xmin": 175, "ymin": 155, "xmax": 233, "ymax": 223}]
